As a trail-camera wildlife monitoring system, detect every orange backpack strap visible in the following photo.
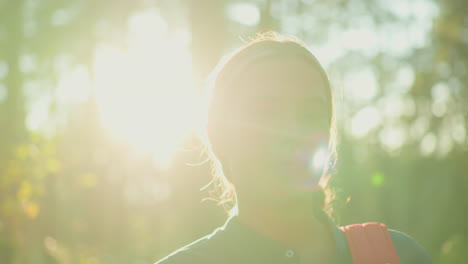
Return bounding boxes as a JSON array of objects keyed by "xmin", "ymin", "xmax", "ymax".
[{"xmin": 340, "ymin": 222, "xmax": 400, "ymax": 264}]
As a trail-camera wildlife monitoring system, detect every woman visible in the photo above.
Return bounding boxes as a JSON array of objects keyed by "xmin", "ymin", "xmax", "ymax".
[{"xmin": 156, "ymin": 33, "xmax": 431, "ymax": 264}]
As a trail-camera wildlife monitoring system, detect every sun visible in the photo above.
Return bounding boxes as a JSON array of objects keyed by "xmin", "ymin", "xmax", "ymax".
[{"xmin": 92, "ymin": 9, "xmax": 198, "ymax": 169}]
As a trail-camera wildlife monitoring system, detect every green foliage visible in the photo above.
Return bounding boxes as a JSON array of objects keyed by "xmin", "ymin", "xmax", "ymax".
[{"xmin": 0, "ymin": 0, "xmax": 466, "ymax": 263}]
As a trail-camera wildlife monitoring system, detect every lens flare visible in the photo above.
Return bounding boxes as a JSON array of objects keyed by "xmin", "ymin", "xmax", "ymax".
[
  {"xmin": 295, "ymin": 139, "xmax": 331, "ymax": 190},
  {"xmin": 309, "ymin": 142, "xmax": 329, "ymax": 175}
]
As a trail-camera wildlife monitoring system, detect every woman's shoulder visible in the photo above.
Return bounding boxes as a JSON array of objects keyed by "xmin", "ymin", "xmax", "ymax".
[
  {"xmin": 387, "ymin": 228, "xmax": 432, "ymax": 264},
  {"xmin": 154, "ymin": 249, "xmax": 207, "ymax": 264},
  {"xmin": 153, "ymin": 236, "xmax": 212, "ymax": 264},
  {"xmin": 154, "ymin": 226, "xmax": 226, "ymax": 264}
]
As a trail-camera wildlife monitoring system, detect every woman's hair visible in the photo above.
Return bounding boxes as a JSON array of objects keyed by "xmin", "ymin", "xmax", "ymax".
[{"xmin": 198, "ymin": 32, "xmax": 338, "ymax": 217}]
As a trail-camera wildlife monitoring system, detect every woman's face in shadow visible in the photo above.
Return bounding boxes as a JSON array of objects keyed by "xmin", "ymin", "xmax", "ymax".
[{"xmin": 221, "ymin": 56, "xmax": 331, "ymax": 204}]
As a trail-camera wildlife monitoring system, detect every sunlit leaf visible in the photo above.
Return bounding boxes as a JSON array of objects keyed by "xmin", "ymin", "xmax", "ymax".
[
  {"xmin": 14, "ymin": 144, "xmax": 29, "ymax": 160},
  {"xmin": 46, "ymin": 158, "xmax": 61, "ymax": 173},
  {"xmin": 78, "ymin": 172, "xmax": 98, "ymax": 188},
  {"xmin": 371, "ymin": 172, "xmax": 385, "ymax": 187},
  {"xmin": 17, "ymin": 181, "xmax": 33, "ymax": 202},
  {"xmin": 23, "ymin": 201, "xmax": 40, "ymax": 219}
]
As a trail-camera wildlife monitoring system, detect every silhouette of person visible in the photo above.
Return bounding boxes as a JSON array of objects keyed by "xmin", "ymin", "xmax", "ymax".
[{"xmin": 155, "ymin": 33, "xmax": 431, "ymax": 264}]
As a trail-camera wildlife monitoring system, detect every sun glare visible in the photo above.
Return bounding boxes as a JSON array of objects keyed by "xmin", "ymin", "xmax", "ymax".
[{"xmin": 92, "ymin": 9, "xmax": 197, "ymax": 169}]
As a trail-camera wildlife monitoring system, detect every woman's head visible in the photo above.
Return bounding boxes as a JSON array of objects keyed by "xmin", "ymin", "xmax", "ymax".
[{"xmin": 201, "ymin": 33, "xmax": 337, "ymax": 215}]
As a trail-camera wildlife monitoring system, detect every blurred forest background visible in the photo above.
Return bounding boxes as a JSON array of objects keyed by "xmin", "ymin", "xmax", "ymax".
[{"xmin": 0, "ymin": 0, "xmax": 467, "ymax": 263}]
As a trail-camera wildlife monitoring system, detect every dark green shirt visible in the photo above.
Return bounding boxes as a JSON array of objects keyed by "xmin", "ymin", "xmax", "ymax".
[{"xmin": 155, "ymin": 212, "xmax": 431, "ymax": 264}]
